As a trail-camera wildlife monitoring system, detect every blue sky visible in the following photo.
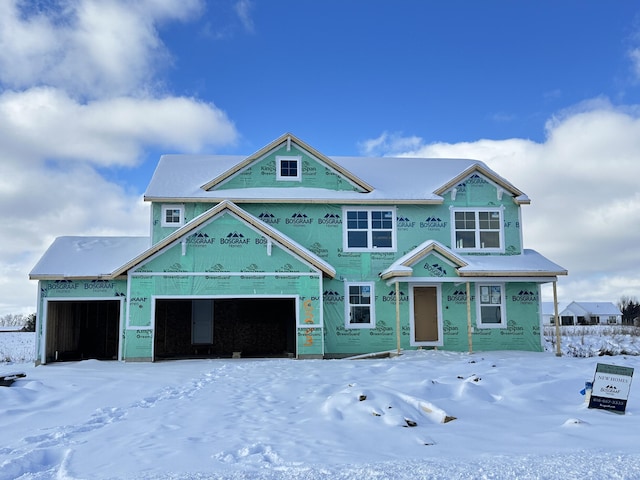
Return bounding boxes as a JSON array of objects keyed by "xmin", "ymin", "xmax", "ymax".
[{"xmin": 1, "ymin": 0, "xmax": 640, "ymax": 315}]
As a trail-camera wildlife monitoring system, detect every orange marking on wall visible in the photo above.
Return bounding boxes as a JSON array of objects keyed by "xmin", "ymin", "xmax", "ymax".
[{"xmin": 303, "ymin": 299, "xmax": 314, "ymax": 345}]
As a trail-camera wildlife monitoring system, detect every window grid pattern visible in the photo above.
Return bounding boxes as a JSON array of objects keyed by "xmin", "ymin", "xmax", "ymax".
[
  {"xmin": 454, "ymin": 210, "xmax": 501, "ymax": 249},
  {"xmin": 165, "ymin": 209, "xmax": 181, "ymax": 224},
  {"xmin": 348, "ymin": 284, "xmax": 372, "ymax": 326},
  {"xmin": 346, "ymin": 209, "xmax": 394, "ymax": 250},
  {"xmin": 280, "ymin": 160, "xmax": 298, "ymax": 177},
  {"xmin": 478, "ymin": 285, "xmax": 504, "ymax": 325}
]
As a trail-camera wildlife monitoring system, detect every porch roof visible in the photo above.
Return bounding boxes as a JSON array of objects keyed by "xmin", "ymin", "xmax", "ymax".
[{"xmin": 380, "ymin": 242, "xmax": 567, "ymax": 282}]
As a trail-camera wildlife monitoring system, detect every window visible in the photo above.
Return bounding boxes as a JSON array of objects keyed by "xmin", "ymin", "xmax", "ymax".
[
  {"xmin": 161, "ymin": 205, "xmax": 184, "ymax": 227},
  {"xmin": 452, "ymin": 208, "xmax": 502, "ymax": 251},
  {"xmin": 476, "ymin": 284, "xmax": 506, "ymax": 327},
  {"xmin": 344, "ymin": 207, "xmax": 396, "ymax": 251},
  {"xmin": 276, "ymin": 155, "xmax": 301, "ymax": 181},
  {"xmin": 345, "ymin": 283, "xmax": 375, "ymax": 328}
]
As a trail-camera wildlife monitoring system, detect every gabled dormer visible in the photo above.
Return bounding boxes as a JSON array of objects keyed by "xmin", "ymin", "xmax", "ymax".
[
  {"xmin": 201, "ymin": 133, "xmax": 373, "ymax": 193},
  {"xmin": 434, "ymin": 163, "xmax": 530, "ymax": 206},
  {"xmin": 434, "ymin": 164, "xmax": 529, "ymax": 255}
]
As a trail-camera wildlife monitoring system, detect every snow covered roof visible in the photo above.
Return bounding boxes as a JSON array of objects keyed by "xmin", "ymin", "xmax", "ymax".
[
  {"xmin": 29, "ymin": 237, "xmax": 150, "ymax": 280},
  {"xmin": 567, "ymin": 302, "xmax": 622, "ymax": 316},
  {"xmin": 381, "ymin": 241, "xmax": 567, "ymax": 281},
  {"xmin": 112, "ymin": 200, "xmax": 336, "ymax": 279},
  {"xmin": 541, "ymin": 301, "xmax": 622, "ymax": 316},
  {"xmin": 30, "ymin": 201, "xmax": 337, "ymax": 280},
  {"xmin": 457, "ymin": 250, "xmax": 567, "ymax": 277},
  {"xmin": 144, "ymin": 133, "xmax": 530, "ymax": 204},
  {"xmin": 541, "ymin": 302, "xmax": 571, "ymax": 315}
]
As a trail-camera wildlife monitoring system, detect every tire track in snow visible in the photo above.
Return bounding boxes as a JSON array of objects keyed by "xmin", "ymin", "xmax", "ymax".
[{"xmin": 0, "ymin": 367, "xmax": 224, "ymax": 480}]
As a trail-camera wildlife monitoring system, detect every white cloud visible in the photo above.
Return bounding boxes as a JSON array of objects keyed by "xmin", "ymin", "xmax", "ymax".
[
  {"xmin": 358, "ymin": 131, "xmax": 424, "ymax": 157},
  {"xmin": 0, "ymin": 0, "xmax": 203, "ymax": 98},
  {"xmin": 364, "ymin": 101, "xmax": 640, "ymax": 304},
  {"xmin": 0, "ymin": 160, "xmax": 151, "ymax": 315},
  {"xmin": 0, "ymin": 88, "xmax": 237, "ymax": 167},
  {"xmin": 234, "ymin": 0, "xmax": 255, "ymax": 33},
  {"xmin": 0, "ymin": 0, "xmax": 238, "ymax": 316}
]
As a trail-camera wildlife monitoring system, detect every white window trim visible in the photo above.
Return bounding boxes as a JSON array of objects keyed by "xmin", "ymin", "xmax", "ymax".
[
  {"xmin": 276, "ymin": 155, "xmax": 302, "ymax": 181},
  {"xmin": 451, "ymin": 207, "xmax": 504, "ymax": 253},
  {"xmin": 475, "ymin": 283, "xmax": 506, "ymax": 328},
  {"xmin": 161, "ymin": 204, "xmax": 185, "ymax": 227},
  {"xmin": 344, "ymin": 282, "xmax": 376, "ymax": 329},
  {"xmin": 342, "ymin": 206, "xmax": 397, "ymax": 252}
]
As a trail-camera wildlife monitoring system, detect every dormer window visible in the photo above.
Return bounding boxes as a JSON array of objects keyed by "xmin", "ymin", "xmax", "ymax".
[
  {"xmin": 276, "ymin": 155, "xmax": 301, "ymax": 181},
  {"xmin": 161, "ymin": 204, "xmax": 184, "ymax": 227},
  {"xmin": 452, "ymin": 208, "xmax": 503, "ymax": 252}
]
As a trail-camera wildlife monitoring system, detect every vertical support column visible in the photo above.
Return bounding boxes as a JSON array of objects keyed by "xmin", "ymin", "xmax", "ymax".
[
  {"xmin": 466, "ymin": 281, "xmax": 473, "ymax": 353},
  {"xmin": 553, "ymin": 281, "xmax": 561, "ymax": 357},
  {"xmin": 395, "ymin": 281, "xmax": 401, "ymax": 356}
]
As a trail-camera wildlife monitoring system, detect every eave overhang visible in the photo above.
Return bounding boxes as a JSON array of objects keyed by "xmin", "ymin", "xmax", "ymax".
[{"xmin": 143, "ymin": 195, "xmax": 444, "ymax": 205}]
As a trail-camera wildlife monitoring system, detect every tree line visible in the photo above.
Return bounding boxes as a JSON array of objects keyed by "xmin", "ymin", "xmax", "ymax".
[
  {"xmin": 618, "ymin": 296, "xmax": 640, "ymax": 325},
  {"xmin": 0, "ymin": 313, "xmax": 36, "ymax": 331}
]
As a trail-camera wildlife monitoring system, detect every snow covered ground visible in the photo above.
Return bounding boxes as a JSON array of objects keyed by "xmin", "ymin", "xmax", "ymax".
[{"xmin": 1, "ymin": 332, "xmax": 640, "ymax": 479}]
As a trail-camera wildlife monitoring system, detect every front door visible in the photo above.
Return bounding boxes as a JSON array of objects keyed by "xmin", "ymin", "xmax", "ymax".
[{"xmin": 413, "ymin": 286, "xmax": 440, "ymax": 344}]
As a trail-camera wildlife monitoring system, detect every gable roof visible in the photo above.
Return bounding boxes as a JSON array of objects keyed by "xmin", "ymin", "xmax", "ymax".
[
  {"xmin": 113, "ymin": 200, "xmax": 336, "ymax": 279},
  {"xmin": 433, "ymin": 163, "xmax": 530, "ymax": 205},
  {"xmin": 144, "ymin": 133, "xmax": 530, "ymax": 205},
  {"xmin": 201, "ymin": 133, "xmax": 373, "ymax": 193},
  {"xmin": 380, "ymin": 240, "xmax": 468, "ymax": 280}
]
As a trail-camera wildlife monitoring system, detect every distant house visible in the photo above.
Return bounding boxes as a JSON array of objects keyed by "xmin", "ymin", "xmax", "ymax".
[
  {"xmin": 30, "ymin": 133, "xmax": 567, "ymax": 364},
  {"xmin": 542, "ymin": 301, "xmax": 622, "ymax": 326}
]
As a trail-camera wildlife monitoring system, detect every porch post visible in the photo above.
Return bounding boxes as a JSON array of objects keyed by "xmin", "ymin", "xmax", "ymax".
[
  {"xmin": 466, "ymin": 281, "xmax": 473, "ymax": 353},
  {"xmin": 553, "ymin": 280, "xmax": 561, "ymax": 357},
  {"xmin": 395, "ymin": 281, "xmax": 401, "ymax": 355}
]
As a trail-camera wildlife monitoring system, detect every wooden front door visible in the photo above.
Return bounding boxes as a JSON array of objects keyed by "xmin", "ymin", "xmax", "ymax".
[{"xmin": 413, "ymin": 287, "xmax": 439, "ymax": 343}]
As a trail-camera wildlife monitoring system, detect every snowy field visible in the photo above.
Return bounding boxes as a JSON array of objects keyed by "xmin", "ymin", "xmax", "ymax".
[{"xmin": 1, "ymin": 332, "xmax": 640, "ymax": 479}]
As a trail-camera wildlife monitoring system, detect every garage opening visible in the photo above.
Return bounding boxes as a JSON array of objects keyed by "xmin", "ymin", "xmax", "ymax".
[
  {"xmin": 45, "ymin": 300, "xmax": 120, "ymax": 362},
  {"xmin": 154, "ymin": 298, "xmax": 296, "ymax": 359}
]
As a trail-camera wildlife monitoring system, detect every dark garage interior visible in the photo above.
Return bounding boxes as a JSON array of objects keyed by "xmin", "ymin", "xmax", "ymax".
[
  {"xmin": 154, "ymin": 298, "xmax": 296, "ymax": 359},
  {"xmin": 45, "ymin": 300, "xmax": 120, "ymax": 362}
]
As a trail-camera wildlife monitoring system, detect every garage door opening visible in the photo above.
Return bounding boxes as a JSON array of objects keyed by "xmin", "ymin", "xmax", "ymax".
[
  {"xmin": 154, "ymin": 298, "xmax": 296, "ymax": 359},
  {"xmin": 45, "ymin": 300, "xmax": 120, "ymax": 362}
]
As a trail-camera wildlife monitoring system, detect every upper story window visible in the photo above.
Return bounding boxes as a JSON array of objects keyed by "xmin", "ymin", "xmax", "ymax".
[
  {"xmin": 345, "ymin": 282, "xmax": 376, "ymax": 329},
  {"xmin": 452, "ymin": 208, "xmax": 503, "ymax": 251},
  {"xmin": 161, "ymin": 204, "xmax": 184, "ymax": 227},
  {"xmin": 276, "ymin": 155, "xmax": 301, "ymax": 181},
  {"xmin": 476, "ymin": 284, "xmax": 506, "ymax": 328},
  {"xmin": 343, "ymin": 207, "xmax": 396, "ymax": 252}
]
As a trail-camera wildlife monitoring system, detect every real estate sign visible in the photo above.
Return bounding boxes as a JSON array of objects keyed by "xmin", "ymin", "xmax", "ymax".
[{"xmin": 588, "ymin": 363, "xmax": 634, "ymax": 414}]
